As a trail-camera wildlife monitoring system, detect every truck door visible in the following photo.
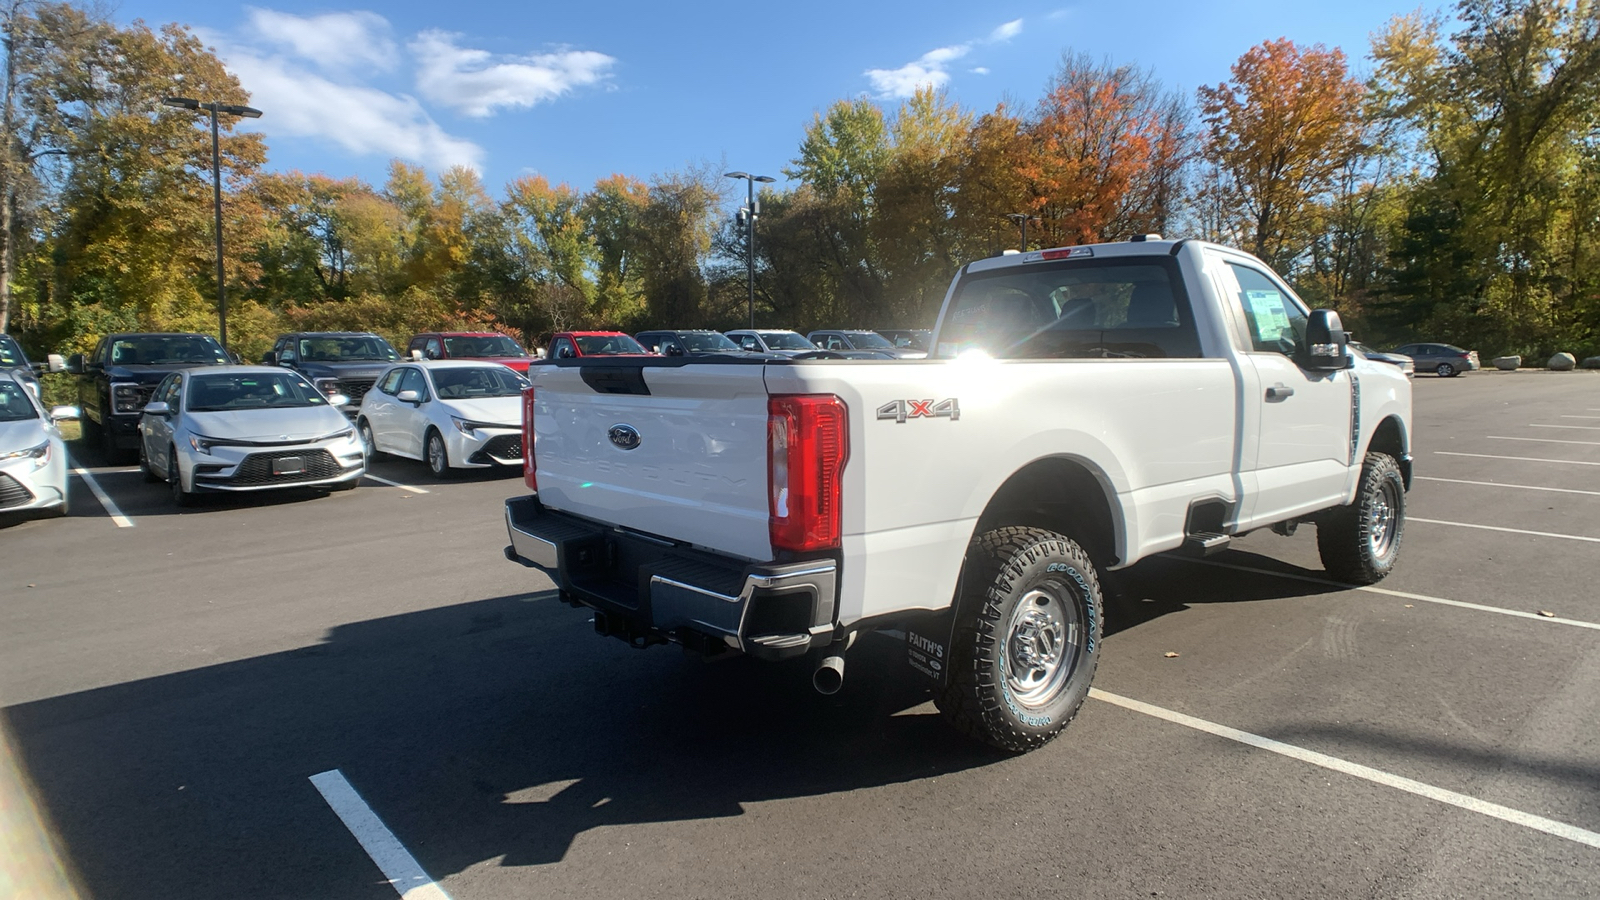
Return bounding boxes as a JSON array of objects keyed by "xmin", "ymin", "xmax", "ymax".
[{"xmin": 1216, "ymin": 258, "xmax": 1353, "ymax": 527}]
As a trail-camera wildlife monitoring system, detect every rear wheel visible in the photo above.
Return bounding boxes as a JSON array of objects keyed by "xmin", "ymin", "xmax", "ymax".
[
  {"xmin": 425, "ymin": 429, "xmax": 452, "ymax": 480},
  {"xmin": 1317, "ymin": 452, "xmax": 1405, "ymax": 584},
  {"xmin": 936, "ymin": 526, "xmax": 1103, "ymax": 753},
  {"xmin": 168, "ymin": 447, "xmax": 193, "ymax": 508},
  {"xmin": 1436, "ymin": 362, "xmax": 1457, "ymax": 377}
]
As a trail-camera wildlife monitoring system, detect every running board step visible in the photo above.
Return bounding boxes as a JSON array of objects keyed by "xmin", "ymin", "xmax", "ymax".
[{"xmin": 1182, "ymin": 531, "xmax": 1231, "ymax": 556}]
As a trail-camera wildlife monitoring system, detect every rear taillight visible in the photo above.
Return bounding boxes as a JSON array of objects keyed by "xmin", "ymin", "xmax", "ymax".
[
  {"xmin": 768, "ymin": 394, "xmax": 849, "ymax": 554},
  {"xmin": 522, "ymin": 386, "xmax": 537, "ymax": 492}
]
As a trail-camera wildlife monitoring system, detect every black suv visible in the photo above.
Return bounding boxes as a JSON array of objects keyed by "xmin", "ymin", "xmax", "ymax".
[
  {"xmin": 263, "ymin": 332, "xmax": 400, "ymax": 415},
  {"xmin": 66, "ymin": 333, "xmax": 231, "ymax": 462}
]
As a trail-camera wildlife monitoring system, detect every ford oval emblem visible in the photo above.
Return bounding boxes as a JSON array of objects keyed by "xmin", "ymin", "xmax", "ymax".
[{"xmin": 608, "ymin": 423, "xmax": 641, "ymax": 450}]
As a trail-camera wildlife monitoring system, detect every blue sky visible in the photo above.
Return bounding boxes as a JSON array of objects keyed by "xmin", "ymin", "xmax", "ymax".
[{"xmin": 121, "ymin": 0, "xmax": 1419, "ymax": 194}]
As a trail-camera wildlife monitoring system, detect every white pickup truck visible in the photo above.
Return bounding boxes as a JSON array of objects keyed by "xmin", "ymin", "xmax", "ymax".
[{"xmin": 504, "ymin": 237, "xmax": 1413, "ymax": 752}]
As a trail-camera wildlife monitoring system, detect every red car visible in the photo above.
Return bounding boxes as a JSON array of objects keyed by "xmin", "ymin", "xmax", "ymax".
[
  {"xmin": 547, "ymin": 331, "xmax": 654, "ymax": 358},
  {"xmin": 407, "ymin": 332, "xmax": 533, "ymax": 374}
]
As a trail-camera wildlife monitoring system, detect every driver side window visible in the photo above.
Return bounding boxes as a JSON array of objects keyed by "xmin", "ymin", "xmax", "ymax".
[
  {"xmin": 378, "ymin": 368, "xmax": 405, "ymax": 395},
  {"xmin": 552, "ymin": 338, "xmax": 576, "ymax": 359},
  {"xmin": 398, "ymin": 367, "xmax": 429, "ymax": 400},
  {"xmin": 1227, "ymin": 263, "xmax": 1307, "ymax": 357}
]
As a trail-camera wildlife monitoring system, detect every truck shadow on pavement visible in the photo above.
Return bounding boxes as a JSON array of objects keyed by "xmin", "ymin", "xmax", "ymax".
[
  {"xmin": 3, "ymin": 591, "xmax": 998, "ymax": 899},
  {"xmin": 11, "ymin": 553, "xmax": 1576, "ymax": 898}
]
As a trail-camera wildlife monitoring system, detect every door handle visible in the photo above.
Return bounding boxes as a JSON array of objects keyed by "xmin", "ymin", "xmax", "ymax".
[{"xmin": 1266, "ymin": 385, "xmax": 1295, "ymax": 401}]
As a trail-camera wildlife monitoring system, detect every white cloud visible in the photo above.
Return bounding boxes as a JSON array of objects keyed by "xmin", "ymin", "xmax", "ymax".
[
  {"xmin": 245, "ymin": 7, "xmax": 397, "ymax": 73},
  {"xmin": 217, "ymin": 41, "xmax": 485, "ymax": 171},
  {"xmin": 410, "ymin": 30, "xmax": 615, "ymax": 118},
  {"xmin": 199, "ymin": 9, "xmax": 619, "ymax": 172},
  {"xmin": 864, "ymin": 18, "xmax": 1023, "ymax": 99},
  {"xmin": 989, "ymin": 19, "xmax": 1024, "ymax": 41}
]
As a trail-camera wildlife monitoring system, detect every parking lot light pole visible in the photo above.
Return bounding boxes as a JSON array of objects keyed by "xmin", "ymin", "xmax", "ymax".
[
  {"xmin": 163, "ymin": 97, "xmax": 263, "ymax": 351},
  {"xmin": 1006, "ymin": 213, "xmax": 1037, "ymax": 253},
  {"xmin": 724, "ymin": 171, "xmax": 776, "ymax": 329}
]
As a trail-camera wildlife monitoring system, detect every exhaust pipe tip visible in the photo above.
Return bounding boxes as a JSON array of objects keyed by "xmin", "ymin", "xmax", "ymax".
[{"xmin": 813, "ymin": 655, "xmax": 845, "ymax": 695}]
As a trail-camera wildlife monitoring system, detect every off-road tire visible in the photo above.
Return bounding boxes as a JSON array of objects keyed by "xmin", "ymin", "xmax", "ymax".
[
  {"xmin": 1317, "ymin": 451, "xmax": 1405, "ymax": 585},
  {"xmin": 936, "ymin": 526, "xmax": 1104, "ymax": 753}
]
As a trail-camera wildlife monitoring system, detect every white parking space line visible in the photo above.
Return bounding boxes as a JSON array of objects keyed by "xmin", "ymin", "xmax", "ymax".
[
  {"xmin": 67, "ymin": 458, "xmax": 133, "ymax": 528},
  {"xmin": 1531, "ymin": 423, "xmax": 1600, "ymax": 431},
  {"xmin": 1089, "ymin": 689, "xmax": 1600, "ymax": 850},
  {"xmin": 1563, "ymin": 415, "xmax": 1600, "ymax": 420},
  {"xmin": 1416, "ymin": 476, "xmax": 1600, "ymax": 497},
  {"xmin": 1435, "ymin": 451, "xmax": 1600, "ymax": 467},
  {"xmin": 1487, "ymin": 435, "xmax": 1600, "ymax": 446},
  {"xmin": 1176, "ymin": 557, "xmax": 1600, "ymax": 631},
  {"xmin": 363, "ymin": 474, "xmax": 429, "ymax": 494},
  {"xmin": 309, "ymin": 770, "xmax": 451, "ymax": 900},
  {"xmin": 1411, "ymin": 517, "xmax": 1600, "ymax": 544}
]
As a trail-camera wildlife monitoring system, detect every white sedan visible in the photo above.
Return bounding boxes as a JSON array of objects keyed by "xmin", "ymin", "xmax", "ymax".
[
  {"xmin": 0, "ymin": 369, "xmax": 76, "ymax": 517},
  {"xmin": 357, "ymin": 361, "xmax": 525, "ymax": 478}
]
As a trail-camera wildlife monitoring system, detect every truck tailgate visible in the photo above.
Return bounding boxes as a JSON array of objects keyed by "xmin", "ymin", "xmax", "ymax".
[{"xmin": 530, "ymin": 362, "xmax": 772, "ymax": 561}]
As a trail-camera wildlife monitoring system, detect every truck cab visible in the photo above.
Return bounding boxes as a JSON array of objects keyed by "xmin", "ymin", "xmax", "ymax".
[
  {"xmin": 264, "ymin": 332, "xmax": 400, "ymax": 416},
  {"xmin": 67, "ymin": 333, "xmax": 231, "ymax": 462}
]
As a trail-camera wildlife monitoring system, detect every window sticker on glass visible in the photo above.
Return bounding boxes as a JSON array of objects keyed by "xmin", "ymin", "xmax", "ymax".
[{"xmin": 1244, "ymin": 290, "xmax": 1292, "ymax": 343}]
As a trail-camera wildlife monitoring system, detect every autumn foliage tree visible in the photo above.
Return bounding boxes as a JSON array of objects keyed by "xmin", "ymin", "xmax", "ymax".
[{"xmin": 1198, "ymin": 38, "xmax": 1367, "ymax": 269}]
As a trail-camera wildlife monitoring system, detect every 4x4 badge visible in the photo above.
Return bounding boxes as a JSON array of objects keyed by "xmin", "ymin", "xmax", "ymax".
[{"xmin": 876, "ymin": 398, "xmax": 960, "ymax": 424}]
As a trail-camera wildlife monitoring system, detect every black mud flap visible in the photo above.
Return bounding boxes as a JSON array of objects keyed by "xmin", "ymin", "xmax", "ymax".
[{"xmin": 899, "ymin": 606, "xmax": 958, "ymax": 687}]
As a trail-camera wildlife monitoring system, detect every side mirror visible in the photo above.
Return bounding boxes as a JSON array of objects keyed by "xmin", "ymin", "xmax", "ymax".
[
  {"xmin": 396, "ymin": 389, "xmax": 422, "ymax": 404},
  {"xmin": 327, "ymin": 393, "xmax": 351, "ymax": 408},
  {"xmin": 142, "ymin": 401, "xmax": 171, "ymax": 416},
  {"xmin": 278, "ymin": 351, "xmax": 297, "ymax": 366},
  {"xmin": 66, "ymin": 353, "xmax": 85, "ymax": 375},
  {"xmin": 1303, "ymin": 309, "xmax": 1351, "ymax": 371},
  {"xmin": 46, "ymin": 353, "xmax": 65, "ymax": 373},
  {"xmin": 261, "ymin": 351, "xmax": 277, "ymax": 365},
  {"xmin": 665, "ymin": 345, "xmax": 685, "ymax": 357},
  {"xmin": 49, "ymin": 405, "xmax": 80, "ymax": 421},
  {"xmin": 410, "ymin": 349, "xmax": 425, "ymax": 361},
  {"xmin": 226, "ymin": 350, "xmax": 241, "ymax": 364}
]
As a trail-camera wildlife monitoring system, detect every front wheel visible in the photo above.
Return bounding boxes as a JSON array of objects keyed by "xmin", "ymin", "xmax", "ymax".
[
  {"xmin": 425, "ymin": 429, "xmax": 453, "ymax": 480},
  {"xmin": 1317, "ymin": 452, "xmax": 1405, "ymax": 584},
  {"xmin": 358, "ymin": 418, "xmax": 382, "ymax": 460},
  {"xmin": 168, "ymin": 447, "xmax": 194, "ymax": 508},
  {"xmin": 936, "ymin": 526, "xmax": 1103, "ymax": 753},
  {"xmin": 1436, "ymin": 362, "xmax": 1456, "ymax": 377},
  {"xmin": 138, "ymin": 440, "xmax": 160, "ymax": 483}
]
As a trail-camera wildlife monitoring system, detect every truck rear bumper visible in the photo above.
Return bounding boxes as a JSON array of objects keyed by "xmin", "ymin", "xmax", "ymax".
[{"xmin": 504, "ymin": 496, "xmax": 838, "ymax": 660}]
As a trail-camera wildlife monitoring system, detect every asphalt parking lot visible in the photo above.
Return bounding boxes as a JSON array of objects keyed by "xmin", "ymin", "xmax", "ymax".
[{"xmin": 3, "ymin": 372, "xmax": 1598, "ymax": 899}]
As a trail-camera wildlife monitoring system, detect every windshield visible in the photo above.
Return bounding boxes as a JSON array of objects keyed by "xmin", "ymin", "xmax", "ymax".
[
  {"xmin": 759, "ymin": 332, "xmax": 817, "ymax": 351},
  {"xmin": 187, "ymin": 372, "xmax": 329, "ymax": 412},
  {"xmin": 442, "ymin": 335, "xmax": 526, "ymax": 358},
  {"xmin": 937, "ymin": 258, "xmax": 1200, "ymax": 360},
  {"xmin": 0, "ymin": 380, "xmax": 39, "ymax": 421},
  {"xmin": 679, "ymin": 332, "xmax": 742, "ymax": 352},
  {"xmin": 573, "ymin": 334, "xmax": 647, "ymax": 355},
  {"xmin": 111, "ymin": 336, "xmax": 227, "ymax": 366},
  {"xmin": 297, "ymin": 336, "xmax": 398, "ymax": 362},
  {"xmin": 430, "ymin": 366, "xmax": 527, "ymax": 399},
  {"xmin": 844, "ymin": 332, "xmax": 894, "ymax": 349},
  {"xmin": 0, "ymin": 336, "xmax": 25, "ymax": 367}
]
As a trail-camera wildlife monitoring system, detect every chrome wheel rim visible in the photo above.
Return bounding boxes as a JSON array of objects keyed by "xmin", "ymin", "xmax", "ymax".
[
  {"xmin": 1437, "ymin": 364, "xmax": 1452, "ymax": 376},
  {"xmin": 1001, "ymin": 584, "xmax": 1082, "ymax": 707},
  {"xmin": 428, "ymin": 436, "xmax": 445, "ymax": 473},
  {"xmin": 1368, "ymin": 479, "xmax": 1400, "ymax": 559}
]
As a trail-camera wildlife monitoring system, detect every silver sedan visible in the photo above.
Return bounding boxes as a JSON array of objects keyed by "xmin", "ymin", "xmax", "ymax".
[
  {"xmin": 138, "ymin": 366, "xmax": 364, "ymax": 506},
  {"xmin": 0, "ymin": 370, "xmax": 76, "ymax": 517}
]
